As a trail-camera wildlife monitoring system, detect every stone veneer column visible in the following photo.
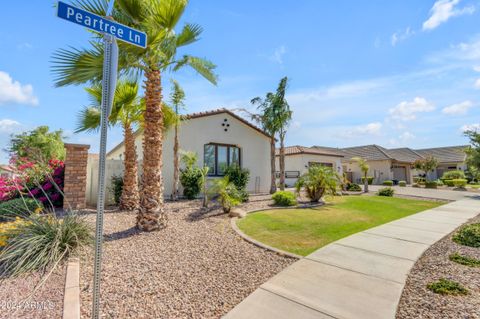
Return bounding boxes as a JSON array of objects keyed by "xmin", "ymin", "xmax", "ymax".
[{"xmin": 63, "ymin": 143, "xmax": 90, "ymax": 211}]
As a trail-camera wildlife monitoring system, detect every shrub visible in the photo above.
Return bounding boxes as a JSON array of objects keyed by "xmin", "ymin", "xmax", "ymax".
[
  {"xmin": 361, "ymin": 176, "xmax": 374, "ymax": 185},
  {"xmin": 346, "ymin": 183, "xmax": 362, "ymax": 191},
  {"xmin": 110, "ymin": 175, "xmax": 123, "ymax": 205},
  {"xmin": 453, "ymin": 223, "xmax": 480, "ymax": 247},
  {"xmin": 224, "ymin": 165, "xmax": 250, "ymax": 202},
  {"xmin": 449, "ymin": 253, "xmax": 480, "ymax": 267},
  {"xmin": 436, "ymin": 179, "xmax": 444, "ymax": 186},
  {"xmin": 382, "ymin": 180, "xmax": 393, "ymax": 186},
  {"xmin": 272, "ymin": 191, "xmax": 297, "ymax": 206},
  {"xmin": 0, "ymin": 218, "xmax": 29, "ymax": 247},
  {"xmin": 399, "ymin": 181, "xmax": 406, "ymax": 187},
  {"xmin": 377, "ymin": 187, "xmax": 394, "ymax": 196},
  {"xmin": 0, "ymin": 198, "xmax": 43, "ymax": 222},
  {"xmin": 210, "ymin": 177, "xmax": 241, "ymax": 213},
  {"xmin": 295, "ymin": 166, "xmax": 339, "ymax": 202},
  {"xmin": 442, "ymin": 170, "xmax": 465, "ymax": 180},
  {"xmin": 413, "ymin": 176, "xmax": 425, "ymax": 184},
  {"xmin": 180, "ymin": 168, "xmax": 203, "ymax": 199},
  {"xmin": 427, "ymin": 279, "xmax": 469, "ymax": 295},
  {"xmin": 452, "ymin": 179, "xmax": 467, "ymax": 188},
  {"xmin": 425, "ymin": 181, "xmax": 438, "ymax": 189},
  {"xmin": 444, "ymin": 180, "xmax": 455, "ymax": 187},
  {"xmin": 0, "ymin": 213, "xmax": 92, "ymax": 277}
]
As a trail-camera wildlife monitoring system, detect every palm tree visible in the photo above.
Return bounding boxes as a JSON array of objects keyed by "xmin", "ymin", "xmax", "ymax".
[
  {"xmin": 170, "ymin": 80, "xmax": 185, "ymax": 201},
  {"xmin": 295, "ymin": 165, "xmax": 339, "ymax": 202},
  {"xmin": 52, "ymin": 0, "xmax": 217, "ymax": 231},
  {"xmin": 76, "ymin": 80, "xmax": 143, "ymax": 210},
  {"xmin": 250, "ymin": 76, "xmax": 292, "ymax": 193},
  {"xmin": 352, "ymin": 157, "xmax": 370, "ymax": 193}
]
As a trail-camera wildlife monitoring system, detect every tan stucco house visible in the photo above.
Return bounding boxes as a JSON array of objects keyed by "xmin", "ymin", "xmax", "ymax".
[
  {"xmin": 106, "ymin": 108, "xmax": 272, "ymax": 196},
  {"xmin": 275, "ymin": 146, "xmax": 344, "ymax": 187},
  {"xmin": 416, "ymin": 145, "xmax": 468, "ymax": 180}
]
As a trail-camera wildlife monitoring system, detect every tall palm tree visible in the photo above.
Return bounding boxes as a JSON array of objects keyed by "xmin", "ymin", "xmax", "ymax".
[
  {"xmin": 250, "ymin": 76, "xmax": 292, "ymax": 193},
  {"xmin": 170, "ymin": 80, "xmax": 185, "ymax": 201},
  {"xmin": 352, "ymin": 157, "xmax": 370, "ymax": 193},
  {"xmin": 52, "ymin": 0, "xmax": 217, "ymax": 231},
  {"xmin": 76, "ymin": 80, "xmax": 143, "ymax": 210}
]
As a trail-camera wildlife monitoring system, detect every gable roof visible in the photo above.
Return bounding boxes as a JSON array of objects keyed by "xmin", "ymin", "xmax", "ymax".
[
  {"xmin": 385, "ymin": 148, "xmax": 424, "ymax": 163},
  {"xmin": 415, "ymin": 145, "xmax": 468, "ymax": 163},
  {"xmin": 107, "ymin": 108, "xmax": 272, "ymax": 157},
  {"xmin": 277, "ymin": 145, "xmax": 344, "ymax": 157},
  {"xmin": 341, "ymin": 145, "xmax": 392, "ymax": 161}
]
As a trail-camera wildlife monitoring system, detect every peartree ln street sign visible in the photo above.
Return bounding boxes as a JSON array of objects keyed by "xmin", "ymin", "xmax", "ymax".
[{"xmin": 57, "ymin": 1, "xmax": 147, "ymax": 48}]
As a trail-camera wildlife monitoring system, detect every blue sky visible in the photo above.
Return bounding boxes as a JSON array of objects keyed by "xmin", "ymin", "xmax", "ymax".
[{"xmin": 0, "ymin": 0, "xmax": 480, "ymax": 162}]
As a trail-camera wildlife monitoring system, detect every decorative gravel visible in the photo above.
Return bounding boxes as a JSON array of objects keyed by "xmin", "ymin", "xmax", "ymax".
[
  {"xmin": 79, "ymin": 195, "xmax": 295, "ymax": 318},
  {"xmin": 0, "ymin": 267, "xmax": 65, "ymax": 319},
  {"xmin": 396, "ymin": 215, "xmax": 480, "ymax": 319}
]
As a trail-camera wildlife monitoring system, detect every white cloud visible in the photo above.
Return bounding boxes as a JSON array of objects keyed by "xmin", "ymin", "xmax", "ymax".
[
  {"xmin": 391, "ymin": 27, "xmax": 414, "ymax": 46},
  {"xmin": 474, "ymin": 65, "xmax": 480, "ymax": 72},
  {"xmin": 0, "ymin": 119, "xmax": 21, "ymax": 134},
  {"xmin": 399, "ymin": 131, "xmax": 415, "ymax": 141},
  {"xmin": 442, "ymin": 100, "xmax": 473, "ymax": 115},
  {"xmin": 461, "ymin": 123, "xmax": 480, "ymax": 132},
  {"xmin": 423, "ymin": 0, "xmax": 475, "ymax": 31},
  {"xmin": 340, "ymin": 122, "xmax": 382, "ymax": 138},
  {"xmin": 475, "ymin": 78, "xmax": 480, "ymax": 89},
  {"xmin": 389, "ymin": 97, "xmax": 435, "ymax": 121},
  {"xmin": 0, "ymin": 71, "xmax": 38, "ymax": 106},
  {"xmin": 269, "ymin": 45, "xmax": 287, "ymax": 64}
]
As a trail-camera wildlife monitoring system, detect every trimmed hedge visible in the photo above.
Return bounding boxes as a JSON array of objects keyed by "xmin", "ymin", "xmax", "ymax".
[
  {"xmin": 377, "ymin": 187, "xmax": 394, "ymax": 197},
  {"xmin": 442, "ymin": 170, "xmax": 465, "ymax": 180},
  {"xmin": 0, "ymin": 198, "xmax": 43, "ymax": 222},
  {"xmin": 444, "ymin": 179, "xmax": 455, "ymax": 187},
  {"xmin": 272, "ymin": 191, "xmax": 297, "ymax": 206},
  {"xmin": 346, "ymin": 183, "xmax": 362, "ymax": 191},
  {"xmin": 425, "ymin": 181, "xmax": 438, "ymax": 189},
  {"xmin": 452, "ymin": 179, "xmax": 467, "ymax": 188},
  {"xmin": 399, "ymin": 181, "xmax": 407, "ymax": 187},
  {"xmin": 382, "ymin": 180, "xmax": 393, "ymax": 186}
]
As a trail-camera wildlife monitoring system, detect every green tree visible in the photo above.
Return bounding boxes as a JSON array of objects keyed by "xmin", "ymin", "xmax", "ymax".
[
  {"xmin": 250, "ymin": 76, "xmax": 292, "ymax": 193},
  {"xmin": 295, "ymin": 165, "xmax": 339, "ymax": 202},
  {"xmin": 8, "ymin": 126, "xmax": 65, "ymax": 162},
  {"xmin": 170, "ymin": 80, "xmax": 186, "ymax": 201},
  {"xmin": 413, "ymin": 156, "xmax": 438, "ymax": 182},
  {"xmin": 352, "ymin": 157, "xmax": 370, "ymax": 193},
  {"xmin": 52, "ymin": 0, "xmax": 218, "ymax": 231},
  {"xmin": 464, "ymin": 130, "xmax": 479, "ymax": 169}
]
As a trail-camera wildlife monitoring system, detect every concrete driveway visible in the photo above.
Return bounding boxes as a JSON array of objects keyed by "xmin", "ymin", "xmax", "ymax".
[{"xmin": 224, "ymin": 189, "xmax": 480, "ymax": 319}]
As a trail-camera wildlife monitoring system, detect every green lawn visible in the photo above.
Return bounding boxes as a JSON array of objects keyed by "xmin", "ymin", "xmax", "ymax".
[{"xmin": 237, "ymin": 196, "xmax": 444, "ymax": 256}]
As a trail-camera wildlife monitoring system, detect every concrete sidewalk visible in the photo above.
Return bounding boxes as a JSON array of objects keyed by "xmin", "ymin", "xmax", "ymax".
[{"xmin": 224, "ymin": 198, "xmax": 480, "ymax": 319}]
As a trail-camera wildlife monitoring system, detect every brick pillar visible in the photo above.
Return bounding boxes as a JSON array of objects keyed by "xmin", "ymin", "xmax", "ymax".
[{"xmin": 63, "ymin": 143, "xmax": 90, "ymax": 211}]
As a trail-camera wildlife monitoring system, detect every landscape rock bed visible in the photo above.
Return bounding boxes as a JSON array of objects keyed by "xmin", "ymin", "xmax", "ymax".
[
  {"xmin": 396, "ymin": 215, "xmax": 480, "ymax": 319},
  {"xmin": 78, "ymin": 195, "xmax": 295, "ymax": 318}
]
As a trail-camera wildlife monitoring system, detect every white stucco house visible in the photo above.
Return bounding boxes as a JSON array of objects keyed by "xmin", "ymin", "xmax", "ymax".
[
  {"xmin": 276, "ymin": 145, "xmax": 344, "ymax": 187},
  {"xmin": 106, "ymin": 108, "xmax": 272, "ymax": 196}
]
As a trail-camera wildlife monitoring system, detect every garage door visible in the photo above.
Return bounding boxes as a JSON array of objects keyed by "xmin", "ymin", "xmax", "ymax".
[{"xmin": 392, "ymin": 166, "xmax": 407, "ymax": 181}]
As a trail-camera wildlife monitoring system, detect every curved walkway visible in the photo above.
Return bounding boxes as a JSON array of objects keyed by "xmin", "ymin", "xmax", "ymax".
[{"xmin": 224, "ymin": 192, "xmax": 480, "ymax": 319}]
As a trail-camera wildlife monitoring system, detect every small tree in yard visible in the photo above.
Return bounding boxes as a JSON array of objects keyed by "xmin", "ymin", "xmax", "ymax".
[
  {"xmin": 8, "ymin": 126, "xmax": 65, "ymax": 162},
  {"xmin": 170, "ymin": 80, "xmax": 186, "ymax": 201},
  {"xmin": 413, "ymin": 156, "xmax": 438, "ymax": 182},
  {"xmin": 295, "ymin": 166, "xmax": 339, "ymax": 202},
  {"xmin": 352, "ymin": 157, "xmax": 370, "ymax": 193},
  {"xmin": 210, "ymin": 176, "xmax": 241, "ymax": 213}
]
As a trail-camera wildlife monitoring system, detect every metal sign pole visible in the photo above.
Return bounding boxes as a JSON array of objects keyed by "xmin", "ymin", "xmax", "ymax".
[{"xmin": 91, "ymin": 2, "xmax": 118, "ymax": 317}]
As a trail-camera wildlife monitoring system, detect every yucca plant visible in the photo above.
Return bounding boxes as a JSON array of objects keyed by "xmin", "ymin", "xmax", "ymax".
[{"xmin": 0, "ymin": 213, "xmax": 92, "ymax": 278}]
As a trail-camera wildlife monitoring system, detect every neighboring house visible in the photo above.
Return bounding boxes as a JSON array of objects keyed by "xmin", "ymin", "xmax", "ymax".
[
  {"xmin": 275, "ymin": 146, "xmax": 344, "ymax": 186},
  {"xmin": 341, "ymin": 145, "xmax": 423, "ymax": 184},
  {"xmin": 415, "ymin": 145, "xmax": 468, "ymax": 180},
  {"xmin": 107, "ymin": 108, "xmax": 272, "ymax": 195},
  {"xmin": 0, "ymin": 165, "xmax": 15, "ymax": 178}
]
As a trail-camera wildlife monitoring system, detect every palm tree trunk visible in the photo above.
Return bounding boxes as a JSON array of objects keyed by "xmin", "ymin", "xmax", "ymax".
[
  {"xmin": 269, "ymin": 137, "xmax": 277, "ymax": 194},
  {"xmin": 120, "ymin": 123, "xmax": 140, "ymax": 210},
  {"xmin": 364, "ymin": 172, "xmax": 369, "ymax": 193},
  {"xmin": 137, "ymin": 69, "xmax": 167, "ymax": 231},
  {"xmin": 279, "ymin": 132, "xmax": 286, "ymax": 191},
  {"xmin": 172, "ymin": 121, "xmax": 179, "ymax": 200}
]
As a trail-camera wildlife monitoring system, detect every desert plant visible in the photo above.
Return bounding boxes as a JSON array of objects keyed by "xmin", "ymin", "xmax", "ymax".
[
  {"xmin": 110, "ymin": 175, "xmax": 124, "ymax": 206},
  {"xmin": 0, "ymin": 198, "xmax": 43, "ymax": 222},
  {"xmin": 399, "ymin": 181, "xmax": 406, "ymax": 187},
  {"xmin": 272, "ymin": 191, "xmax": 297, "ymax": 206},
  {"xmin": 377, "ymin": 187, "xmax": 394, "ymax": 197},
  {"xmin": 295, "ymin": 166, "xmax": 339, "ymax": 202},
  {"xmin": 210, "ymin": 177, "xmax": 241, "ymax": 213},
  {"xmin": 427, "ymin": 279, "xmax": 469, "ymax": 295},
  {"xmin": 453, "ymin": 223, "xmax": 480, "ymax": 247},
  {"xmin": 0, "ymin": 213, "xmax": 92, "ymax": 277},
  {"xmin": 224, "ymin": 165, "xmax": 250, "ymax": 202},
  {"xmin": 442, "ymin": 170, "xmax": 466, "ymax": 180},
  {"xmin": 449, "ymin": 253, "xmax": 480, "ymax": 267},
  {"xmin": 382, "ymin": 180, "xmax": 393, "ymax": 186},
  {"xmin": 452, "ymin": 179, "xmax": 467, "ymax": 189},
  {"xmin": 346, "ymin": 183, "xmax": 362, "ymax": 191}
]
